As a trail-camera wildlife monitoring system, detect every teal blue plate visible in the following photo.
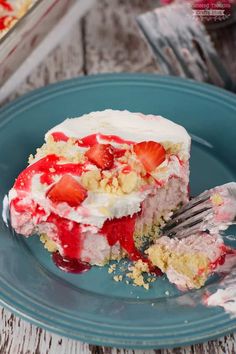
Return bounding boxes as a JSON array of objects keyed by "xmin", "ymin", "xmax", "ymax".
[{"xmin": 0, "ymin": 74, "xmax": 236, "ymax": 349}]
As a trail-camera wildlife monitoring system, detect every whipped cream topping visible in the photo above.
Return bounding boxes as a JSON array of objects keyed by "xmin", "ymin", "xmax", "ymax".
[{"xmin": 47, "ymin": 110, "xmax": 191, "ymax": 158}]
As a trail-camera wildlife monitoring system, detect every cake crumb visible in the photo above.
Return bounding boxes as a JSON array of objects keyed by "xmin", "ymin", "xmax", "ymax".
[
  {"xmin": 108, "ymin": 264, "xmax": 116, "ymax": 274},
  {"xmin": 81, "ymin": 170, "xmax": 101, "ymax": 191},
  {"xmin": 118, "ymin": 171, "xmax": 139, "ymax": 194},
  {"xmin": 40, "ymin": 234, "xmax": 57, "ymax": 252},
  {"xmin": 165, "ymin": 290, "xmax": 170, "ymax": 296},
  {"xmin": 127, "ymin": 260, "xmax": 150, "ymax": 289},
  {"xmin": 113, "ymin": 275, "xmax": 123, "ymax": 282},
  {"xmin": 28, "ymin": 154, "xmax": 34, "ymax": 164},
  {"xmin": 109, "ymin": 258, "xmax": 157, "ymax": 290}
]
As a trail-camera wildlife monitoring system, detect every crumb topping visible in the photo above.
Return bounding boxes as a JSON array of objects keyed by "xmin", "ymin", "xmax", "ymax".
[
  {"xmin": 29, "ymin": 135, "xmax": 85, "ymax": 164},
  {"xmin": 40, "ymin": 234, "xmax": 58, "ymax": 252},
  {"xmin": 28, "ymin": 135, "xmax": 185, "ymax": 199},
  {"xmin": 81, "ymin": 169, "xmax": 141, "ymax": 195},
  {"xmin": 211, "ymin": 193, "xmax": 224, "ymax": 206},
  {"xmin": 81, "ymin": 170, "xmax": 101, "ymax": 191}
]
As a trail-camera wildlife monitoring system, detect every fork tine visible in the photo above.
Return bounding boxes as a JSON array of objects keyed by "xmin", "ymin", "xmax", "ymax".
[
  {"xmin": 164, "ymin": 205, "xmax": 212, "ymax": 231},
  {"xmin": 164, "ymin": 208, "xmax": 213, "ymax": 236},
  {"xmin": 172, "ymin": 192, "xmax": 210, "ymax": 218},
  {"xmin": 163, "ymin": 182, "xmax": 236, "ymax": 240},
  {"xmin": 166, "ymin": 224, "xmax": 207, "ymax": 239}
]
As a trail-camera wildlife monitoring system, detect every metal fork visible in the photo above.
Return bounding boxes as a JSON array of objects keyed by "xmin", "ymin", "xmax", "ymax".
[
  {"xmin": 162, "ymin": 182, "xmax": 236, "ymax": 239},
  {"xmin": 137, "ymin": 3, "xmax": 236, "ymax": 92}
]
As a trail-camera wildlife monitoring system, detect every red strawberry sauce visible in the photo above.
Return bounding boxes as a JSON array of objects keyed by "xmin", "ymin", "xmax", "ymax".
[
  {"xmin": 48, "ymin": 214, "xmax": 91, "ymax": 274},
  {"xmin": 50, "ymin": 213, "xmax": 161, "ymax": 275},
  {"xmin": 14, "ymin": 154, "xmax": 86, "ymax": 190},
  {"xmin": 209, "ymin": 245, "xmax": 236, "ymax": 271},
  {"xmin": 0, "ymin": 1, "xmax": 14, "ymax": 31},
  {"xmin": 51, "ymin": 132, "xmax": 134, "ymax": 147},
  {"xmin": 52, "ymin": 253, "xmax": 91, "ymax": 274},
  {"xmin": 47, "ymin": 212, "xmax": 161, "ymax": 275},
  {"xmin": 101, "ymin": 215, "xmax": 139, "ymax": 259},
  {"xmin": 12, "ymin": 134, "xmax": 162, "ymax": 275},
  {"xmin": 101, "ymin": 215, "xmax": 162, "ymax": 275}
]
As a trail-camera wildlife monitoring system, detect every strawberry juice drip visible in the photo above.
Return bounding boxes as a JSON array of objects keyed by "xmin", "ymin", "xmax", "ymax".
[
  {"xmin": 47, "ymin": 213, "xmax": 83, "ymax": 259},
  {"xmin": 101, "ymin": 215, "xmax": 139, "ymax": 259},
  {"xmin": 52, "ymin": 252, "xmax": 91, "ymax": 274},
  {"xmin": 101, "ymin": 215, "xmax": 162, "ymax": 275},
  {"xmin": 14, "ymin": 154, "xmax": 85, "ymax": 190},
  {"xmin": 210, "ymin": 254, "xmax": 226, "ymax": 270},
  {"xmin": 210, "ymin": 245, "xmax": 236, "ymax": 271},
  {"xmin": 51, "ymin": 132, "xmax": 69, "ymax": 142},
  {"xmin": 51, "ymin": 132, "xmax": 134, "ymax": 147}
]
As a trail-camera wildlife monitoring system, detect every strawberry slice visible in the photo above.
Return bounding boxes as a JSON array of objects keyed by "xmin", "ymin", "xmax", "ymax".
[
  {"xmin": 47, "ymin": 174, "xmax": 87, "ymax": 207},
  {"xmin": 85, "ymin": 144, "xmax": 114, "ymax": 169},
  {"xmin": 133, "ymin": 141, "xmax": 166, "ymax": 172},
  {"xmin": 113, "ymin": 148, "xmax": 126, "ymax": 158}
]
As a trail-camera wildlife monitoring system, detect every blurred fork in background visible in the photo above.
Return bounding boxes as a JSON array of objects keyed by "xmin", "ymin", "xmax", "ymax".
[{"xmin": 137, "ymin": 3, "xmax": 236, "ymax": 92}]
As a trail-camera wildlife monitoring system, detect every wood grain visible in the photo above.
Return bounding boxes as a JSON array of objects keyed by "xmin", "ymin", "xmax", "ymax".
[
  {"xmin": 83, "ymin": 0, "xmax": 160, "ymax": 74},
  {"xmin": 1, "ymin": 306, "xmax": 236, "ymax": 353},
  {"xmin": 209, "ymin": 25, "xmax": 236, "ymax": 83},
  {"xmin": 1, "ymin": 0, "xmax": 236, "ymax": 352}
]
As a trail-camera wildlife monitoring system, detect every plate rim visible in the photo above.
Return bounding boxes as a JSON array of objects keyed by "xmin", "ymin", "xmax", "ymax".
[{"xmin": 0, "ymin": 73, "xmax": 236, "ymax": 349}]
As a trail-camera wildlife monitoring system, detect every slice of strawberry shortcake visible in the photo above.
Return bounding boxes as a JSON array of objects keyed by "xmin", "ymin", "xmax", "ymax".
[{"xmin": 9, "ymin": 109, "xmax": 191, "ymax": 272}]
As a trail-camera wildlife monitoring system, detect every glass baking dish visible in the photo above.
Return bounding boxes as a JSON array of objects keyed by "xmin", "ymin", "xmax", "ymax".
[{"xmin": 0, "ymin": 0, "xmax": 94, "ymax": 98}]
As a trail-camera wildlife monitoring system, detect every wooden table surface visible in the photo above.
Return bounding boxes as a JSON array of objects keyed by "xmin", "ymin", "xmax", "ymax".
[{"xmin": 1, "ymin": 1, "xmax": 236, "ymax": 353}]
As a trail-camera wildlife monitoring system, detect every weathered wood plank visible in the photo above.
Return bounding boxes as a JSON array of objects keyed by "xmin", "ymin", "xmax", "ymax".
[
  {"xmin": 209, "ymin": 25, "xmax": 236, "ymax": 83},
  {"xmin": 0, "ymin": 304, "xmax": 236, "ymax": 354},
  {"xmin": 84, "ymin": 0, "xmax": 160, "ymax": 74}
]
